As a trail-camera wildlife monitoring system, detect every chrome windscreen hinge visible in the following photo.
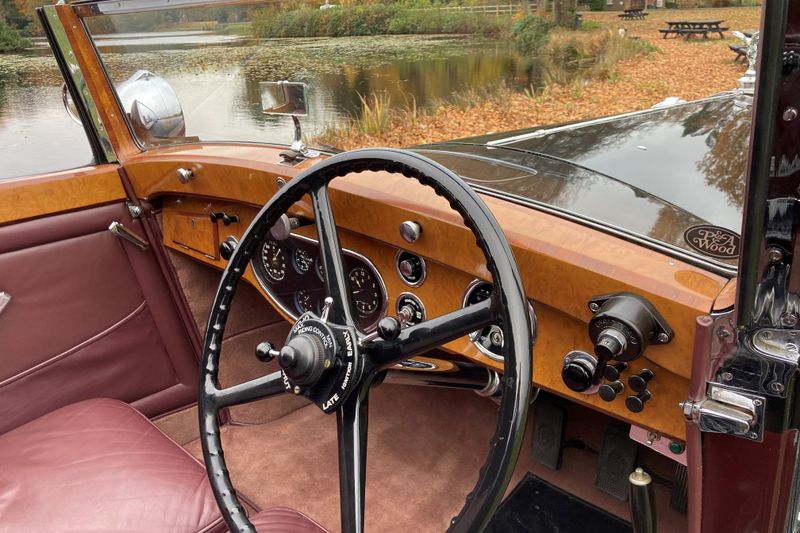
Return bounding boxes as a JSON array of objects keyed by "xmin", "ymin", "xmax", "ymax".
[{"xmin": 680, "ymin": 383, "xmax": 765, "ymax": 442}]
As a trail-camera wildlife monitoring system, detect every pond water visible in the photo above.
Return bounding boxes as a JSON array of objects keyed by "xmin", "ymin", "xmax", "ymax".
[{"xmin": 0, "ymin": 31, "xmax": 540, "ymax": 179}]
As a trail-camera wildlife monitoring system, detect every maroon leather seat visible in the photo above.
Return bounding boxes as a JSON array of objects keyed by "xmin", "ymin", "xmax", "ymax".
[
  {"xmin": 246, "ymin": 508, "xmax": 329, "ymax": 533},
  {"xmin": 0, "ymin": 398, "xmax": 225, "ymax": 532}
]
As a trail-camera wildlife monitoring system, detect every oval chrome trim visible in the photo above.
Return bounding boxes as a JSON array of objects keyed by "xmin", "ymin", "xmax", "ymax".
[
  {"xmin": 394, "ymin": 250, "xmax": 427, "ymax": 288},
  {"xmin": 250, "ymin": 232, "xmax": 388, "ymax": 333}
]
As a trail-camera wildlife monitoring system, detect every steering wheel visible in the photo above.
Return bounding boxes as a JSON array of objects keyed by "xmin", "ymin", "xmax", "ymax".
[{"xmin": 199, "ymin": 148, "xmax": 534, "ymax": 533}]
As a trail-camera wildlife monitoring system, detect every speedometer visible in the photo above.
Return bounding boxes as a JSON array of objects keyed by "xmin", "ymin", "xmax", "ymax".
[
  {"xmin": 349, "ymin": 266, "xmax": 380, "ymax": 317},
  {"xmin": 261, "ymin": 241, "xmax": 287, "ymax": 282}
]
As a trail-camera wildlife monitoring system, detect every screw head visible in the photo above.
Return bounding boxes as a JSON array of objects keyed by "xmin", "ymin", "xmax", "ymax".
[
  {"xmin": 749, "ymin": 432, "xmax": 759, "ymax": 440},
  {"xmin": 783, "ymin": 107, "xmax": 798, "ymax": 121},
  {"xmin": 293, "ymin": 385, "xmax": 302, "ymax": 395},
  {"xmin": 720, "ymin": 371, "xmax": 734, "ymax": 382},
  {"xmin": 782, "ymin": 313, "xmax": 799, "ymax": 327},
  {"xmin": 770, "ymin": 382, "xmax": 785, "ymax": 394},
  {"xmin": 657, "ymin": 332, "xmax": 670, "ymax": 343},
  {"xmin": 589, "ymin": 302, "xmax": 600, "ymax": 313},
  {"xmin": 324, "ymin": 359, "xmax": 332, "ymax": 369},
  {"xmin": 753, "ymin": 399, "xmax": 763, "ymax": 407},
  {"xmin": 768, "ymin": 247, "xmax": 784, "ymax": 263}
]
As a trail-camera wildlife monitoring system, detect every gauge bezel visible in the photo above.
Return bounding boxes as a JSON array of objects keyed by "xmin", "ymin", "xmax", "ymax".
[
  {"xmin": 260, "ymin": 240, "xmax": 287, "ymax": 282},
  {"xmin": 394, "ymin": 250, "xmax": 427, "ymax": 288},
  {"xmin": 461, "ymin": 278, "xmax": 535, "ymax": 362},
  {"xmin": 292, "ymin": 247, "xmax": 314, "ymax": 275},
  {"xmin": 250, "ymin": 233, "xmax": 388, "ymax": 332},
  {"xmin": 396, "ymin": 292, "xmax": 426, "ymax": 325}
]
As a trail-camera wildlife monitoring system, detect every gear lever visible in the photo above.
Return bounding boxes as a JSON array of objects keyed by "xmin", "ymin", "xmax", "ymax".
[{"xmin": 629, "ymin": 467, "xmax": 657, "ymax": 533}]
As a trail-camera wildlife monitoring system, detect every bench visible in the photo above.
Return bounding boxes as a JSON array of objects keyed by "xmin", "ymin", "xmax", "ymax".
[{"xmin": 729, "ymin": 44, "xmax": 747, "ymax": 62}]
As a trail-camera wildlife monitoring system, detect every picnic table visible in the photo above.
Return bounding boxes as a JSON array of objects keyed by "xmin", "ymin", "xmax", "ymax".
[
  {"xmin": 618, "ymin": 9, "xmax": 648, "ymax": 20},
  {"xmin": 659, "ymin": 20, "xmax": 729, "ymax": 40}
]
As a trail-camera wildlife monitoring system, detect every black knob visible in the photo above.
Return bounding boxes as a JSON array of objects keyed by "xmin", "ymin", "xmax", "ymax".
[
  {"xmin": 210, "ymin": 212, "xmax": 240, "ymax": 226},
  {"xmin": 628, "ymin": 369, "xmax": 654, "ymax": 393},
  {"xmin": 598, "ymin": 381, "xmax": 624, "ymax": 402},
  {"xmin": 626, "ymin": 390, "xmax": 652, "ymax": 413},
  {"xmin": 378, "ymin": 316, "xmax": 401, "ymax": 341},
  {"xmin": 255, "ymin": 342, "xmax": 278, "ymax": 362},
  {"xmin": 604, "ymin": 361, "xmax": 629, "ymax": 381},
  {"xmin": 219, "ymin": 236, "xmax": 238, "ymax": 261},
  {"xmin": 561, "ymin": 352, "xmax": 598, "ymax": 393},
  {"xmin": 594, "ymin": 328, "xmax": 626, "ymax": 361}
]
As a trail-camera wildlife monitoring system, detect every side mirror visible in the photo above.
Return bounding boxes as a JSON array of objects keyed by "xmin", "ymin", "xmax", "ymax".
[
  {"xmin": 116, "ymin": 70, "xmax": 185, "ymax": 144},
  {"xmin": 259, "ymin": 81, "xmax": 309, "ymax": 116}
]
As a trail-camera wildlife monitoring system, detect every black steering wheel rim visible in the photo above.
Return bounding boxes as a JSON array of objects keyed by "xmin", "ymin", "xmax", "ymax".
[{"xmin": 199, "ymin": 148, "xmax": 535, "ymax": 533}]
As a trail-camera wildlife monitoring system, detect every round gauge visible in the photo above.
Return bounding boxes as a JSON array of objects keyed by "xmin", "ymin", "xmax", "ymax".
[
  {"xmin": 349, "ymin": 266, "xmax": 380, "ymax": 317},
  {"xmin": 293, "ymin": 248, "xmax": 314, "ymax": 274},
  {"xmin": 261, "ymin": 240, "xmax": 287, "ymax": 282},
  {"xmin": 295, "ymin": 289, "xmax": 316, "ymax": 315},
  {"xmin": 465, "ymin": 281, "xmax": 493, "ymax": 306}
]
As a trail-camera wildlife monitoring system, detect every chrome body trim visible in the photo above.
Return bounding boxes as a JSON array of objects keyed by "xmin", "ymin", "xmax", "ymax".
[
  {"xmin": 250, "ymin": 232, "xmax": 388, "ymax": 333},
  {"xmin": 394, "ymin": 250, "xmax": 427, "ymax": 288},
  {"xmin": 73, "ymin": 0, "xmax": 265, "ymax": 15},
  {"xmin": 43, "ymin": 5, "xmax": 116, "ymax": 163}
]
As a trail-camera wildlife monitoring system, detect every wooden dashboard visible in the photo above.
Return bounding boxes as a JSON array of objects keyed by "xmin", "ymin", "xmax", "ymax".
[{"xmin": 125, "ymin": 143, "xmax": 732, "ymax": 442}]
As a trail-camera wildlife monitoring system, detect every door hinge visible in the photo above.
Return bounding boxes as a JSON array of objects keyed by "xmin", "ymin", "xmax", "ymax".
[{"xmin": 680, "ymin": 383, "xmax": 765, "ymax": 442}]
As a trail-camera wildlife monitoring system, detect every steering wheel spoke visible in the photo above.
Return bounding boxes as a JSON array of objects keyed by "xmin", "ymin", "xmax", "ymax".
[
  {"xmin": 366, "ymin": 298, "xmax": 496, "ymax": 370},
  {"xmin": 337, "ymin": 380, "xmax": 370, "ymax": 533},
  {"xmin": 311, "ymin": 184, "xmax": 356, "ymax": 327},
  {"xmin": 210, "ymin": 370, "xmax": 287, "ymax": 409}
]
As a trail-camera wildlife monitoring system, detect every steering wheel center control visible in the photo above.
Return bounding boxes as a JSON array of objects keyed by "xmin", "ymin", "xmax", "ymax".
[{"xmin": 561, "ymin": 292, "xmax": 672, "ymax": 413}]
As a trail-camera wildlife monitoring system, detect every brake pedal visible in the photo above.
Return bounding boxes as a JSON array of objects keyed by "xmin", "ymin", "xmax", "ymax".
[
  {"xmin": 670, "ymin": 463, "xmax": 688, "ymax": 513},
  {"xmin": 530, "ymin": 400, "xmax": 566, "ymax": 470},
  {"xmin": 596, "ymin": 424, "xmax": 638, "ymax": 501}
]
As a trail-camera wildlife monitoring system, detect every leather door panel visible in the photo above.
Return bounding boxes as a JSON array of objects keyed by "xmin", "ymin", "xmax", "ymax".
[{"xmin": 0, "ymin": 202, "xmax": 199, "ymax": 433}]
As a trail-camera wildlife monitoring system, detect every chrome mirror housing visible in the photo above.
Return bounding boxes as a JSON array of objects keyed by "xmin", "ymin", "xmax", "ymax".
[
  {"xmin": 259, "ymin": 81, "xmax": 309, "ymax": 116},
  {"xmin": 116, "ymin": 70, "xmax": 185, "ymax": 144},
  {"xmin": 259, "ymin": 81, "xmax": 317, "ymax": 161}
]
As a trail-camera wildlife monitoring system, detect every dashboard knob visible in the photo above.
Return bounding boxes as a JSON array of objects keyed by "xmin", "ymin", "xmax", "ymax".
[
  {"xmin": 219, "ymin": 236, "xmax": 238, "ymax": 261},
  {"xmin": 629, "ymin": 369, "xmax": 654, "ymax": 393},
  {"xmin": 598, "ymin": 381, "xmax": 624, "ymax": 402},
  {"xmin": 604, "ymin": 361, "xmax": 629, "ymax": 382},
  {"xmin": 399, "ymin": 221, "xmax": 422, "ymax": 243},
  {"xmin": 561, "ymin": 351, "xmax": 598, "ymax": 393},
  {"xmin": 626, "ymin": 390, "xmax": 652, "ymax": 413}
]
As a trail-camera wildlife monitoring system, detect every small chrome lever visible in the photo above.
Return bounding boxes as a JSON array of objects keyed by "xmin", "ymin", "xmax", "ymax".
[
  {"xmin": 109, "ymin": 221, "xmax": 150, "ymax": 251},
  {"xmin": 0, "ymin": 292, "xmax": 11, "ymax": 317}
]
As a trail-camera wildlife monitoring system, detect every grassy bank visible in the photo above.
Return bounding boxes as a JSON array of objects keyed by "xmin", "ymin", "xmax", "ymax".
[
  {"xmin": 251, "ymin": 4, "xmax": 509, "ymax": 38},
  {"xmin": 316, "ymin": 28, "xmax": 656, "ymax": 148}
]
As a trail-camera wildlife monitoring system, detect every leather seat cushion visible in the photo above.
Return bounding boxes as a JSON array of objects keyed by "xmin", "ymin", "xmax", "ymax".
[
  {"xmin": 0, "ymin": 398, "xmax": 225, "ymax": 532},
  {"xmin": 247, "ymin": 507, "xmax": 329, "ymax": 533}
]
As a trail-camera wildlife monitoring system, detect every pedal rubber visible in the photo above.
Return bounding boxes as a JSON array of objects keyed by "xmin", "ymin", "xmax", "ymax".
[
  {"xmin": 671, "ymin": 463, "xmax": 688, "ymax": 513},
  {"xmin": 595, "ymin": 423, "xmax": 638, "ymax": 501},
  {"xmin": 530, "ymin": 400, "xmax": 566, "ymax": 470}
]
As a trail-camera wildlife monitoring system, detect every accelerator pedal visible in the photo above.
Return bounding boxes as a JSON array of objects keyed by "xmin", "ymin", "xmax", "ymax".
[
  {"xmin": 530, "ymin": 399, "xmax": 566, "ymax": 470},
  {"xmin": 596, "ymin": 424, "xmax": 638, "ymax": 501},
  {"xmin": 670, "ymin": 463, "xmax": 689, "ymax": 513}
]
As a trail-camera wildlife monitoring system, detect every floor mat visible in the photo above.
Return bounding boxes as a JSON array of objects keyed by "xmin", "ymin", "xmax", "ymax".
[{"xmin": 487, "ymin": 473, "xmax": 633, "ymax": 533}]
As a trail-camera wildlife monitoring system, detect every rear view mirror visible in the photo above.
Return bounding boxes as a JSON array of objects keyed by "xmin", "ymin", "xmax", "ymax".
[{"xmin": 260, "ymin": 81, "xmax": 309, "ymax": 116}]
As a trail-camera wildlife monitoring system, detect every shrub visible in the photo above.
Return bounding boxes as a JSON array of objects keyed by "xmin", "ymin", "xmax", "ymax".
[
  {"xmin": 0, "ymin": 19, "xmax": 31, "ymax": 53},
  {"xmin": 588, "ymin": 0, "xmax": 606, "ymax": 10},
  {"xmin": 511, "ymin": 15, "xmax": 550, "ymax": 55}
]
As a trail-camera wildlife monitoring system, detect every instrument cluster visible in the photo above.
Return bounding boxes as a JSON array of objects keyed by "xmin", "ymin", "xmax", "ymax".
[{"xmin": 251, "ymin": 234, "xmax": 387, "ymax": 331}]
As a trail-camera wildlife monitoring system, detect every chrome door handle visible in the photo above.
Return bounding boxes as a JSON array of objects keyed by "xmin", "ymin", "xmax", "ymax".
[
  {"xmin": 109, "ymin": 222, "xmax": 150, "ymax": 251},
  {"xmin": 0, "ymin": 292, "xmax": 10, "ymax": 317}
]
